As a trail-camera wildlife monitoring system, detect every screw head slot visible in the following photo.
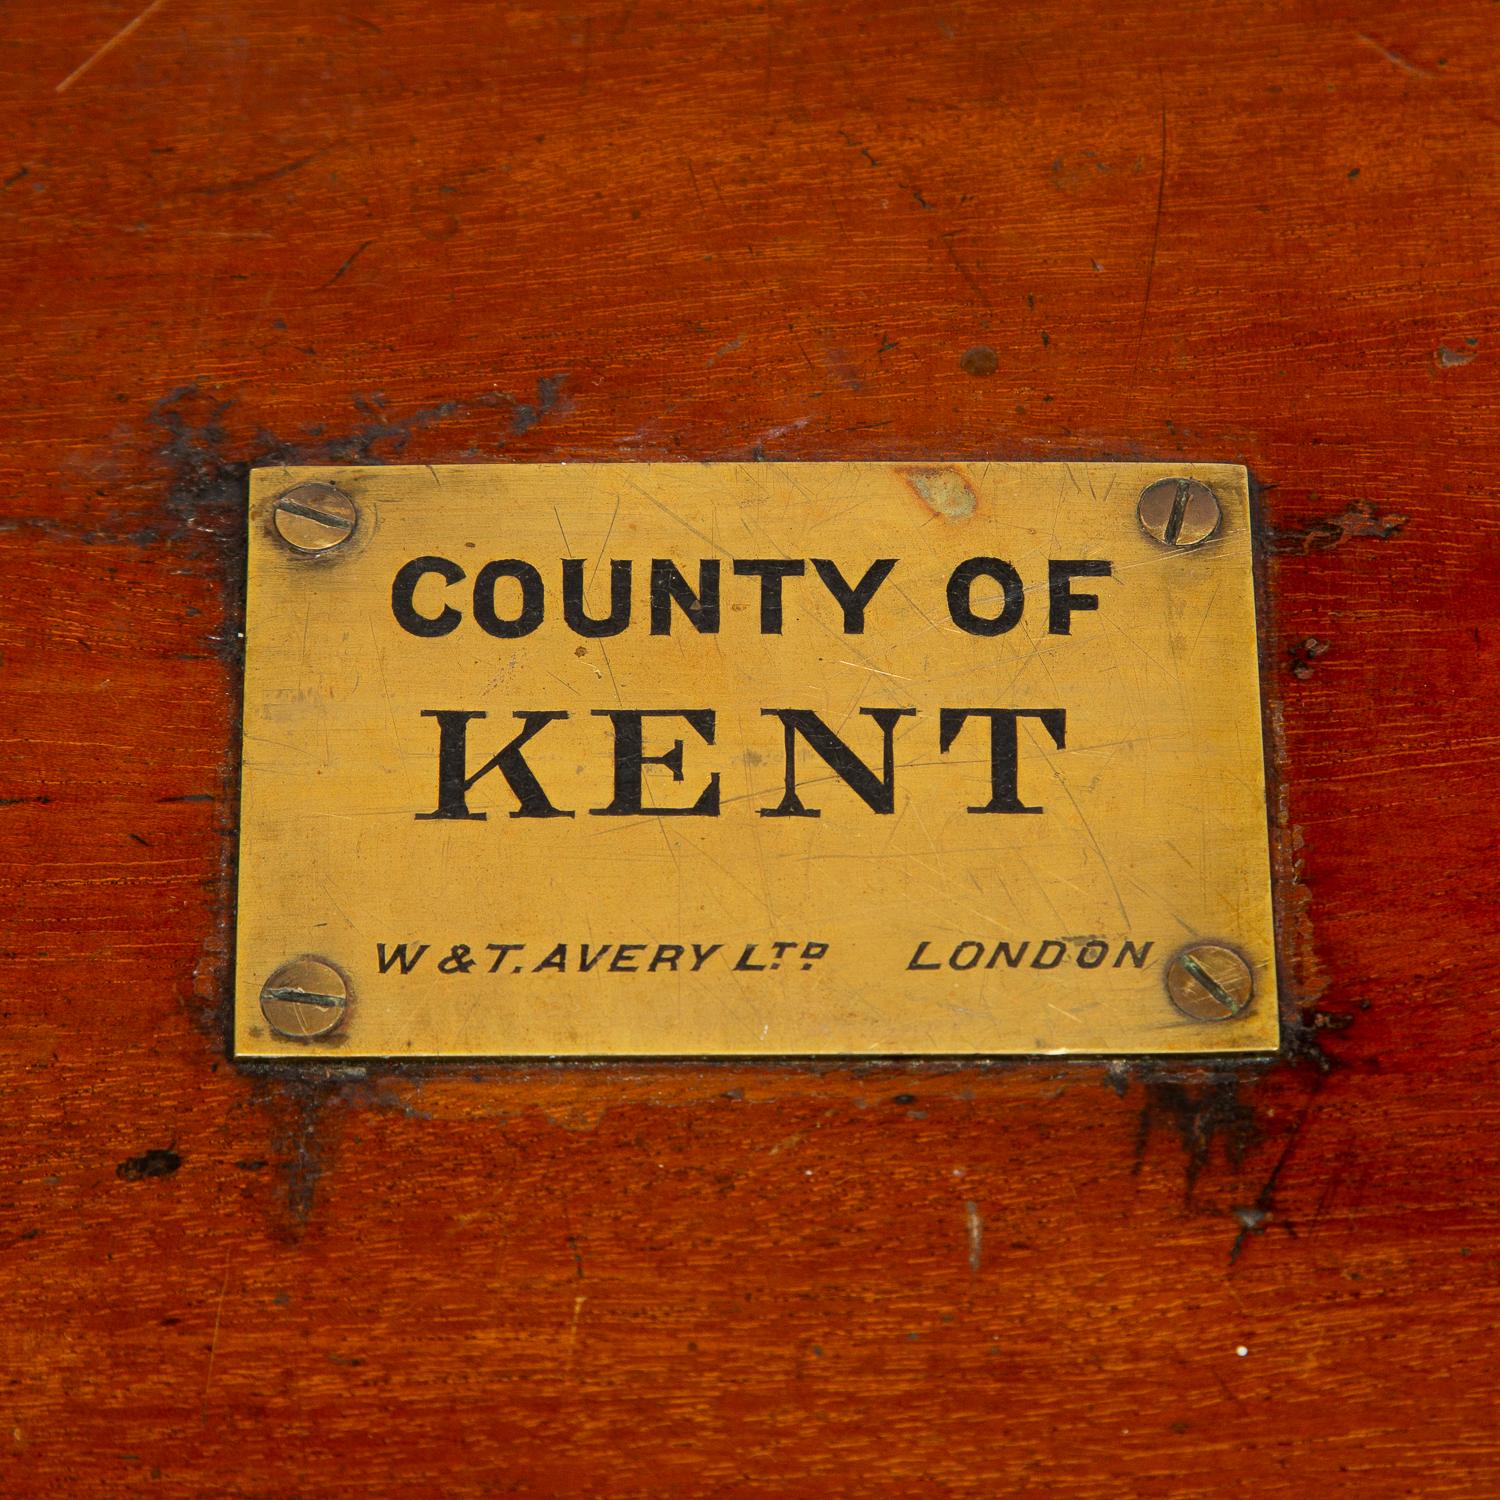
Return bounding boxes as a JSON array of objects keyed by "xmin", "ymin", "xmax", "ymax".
[
  {"xmin": 1166, "ymin": 944, "xmax": 1254, "ymax": 1022},
  {"xmin": 272, "ymin": 482, "xmax": 358, "ymax": 554},
  {"xmin": 259, "ymin": 957, "xmax": 349, "ymax": 1040},
  {"xmin": 1138, "ymin": 478, "xmax": 1221, "ymax": 548}
]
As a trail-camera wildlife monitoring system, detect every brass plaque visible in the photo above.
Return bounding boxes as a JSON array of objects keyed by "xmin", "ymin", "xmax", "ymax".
[{"xmin": 236, "ymin": 462, "xmax": 1278, "ymax": 1058}]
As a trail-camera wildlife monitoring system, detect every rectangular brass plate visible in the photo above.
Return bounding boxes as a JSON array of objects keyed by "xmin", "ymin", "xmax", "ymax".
[{"xmin": 236, "ymin": 462, "xmax": 1278, "ymax": 1058}]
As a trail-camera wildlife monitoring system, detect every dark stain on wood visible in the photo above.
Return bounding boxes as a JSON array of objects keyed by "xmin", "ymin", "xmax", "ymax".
[{"xmin": 115, "ymin": 1149, "xmax": 182, "ymax": 1182}]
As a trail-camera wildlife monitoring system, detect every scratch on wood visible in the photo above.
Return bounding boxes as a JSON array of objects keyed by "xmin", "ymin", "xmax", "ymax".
[
  {"xmin": 1356, "ymin": 34, "xmax": 1434, "ymax": 79},
  {"xmin": 55, "ymin": 0, "xmax": 171, "ymax": 94},
  {"xmin": 323, "ymin": 240, "xmax": 373, "ymax": 289},
  {"xmin": 200, "ymin": 1248, "xmax": 233, "ymax": 1416},
  {"xmin": 1131, "ymin": 88, "xmax": 1168, "ymax": 379},
  {"xmin": 564, "ymin": 1294, "xmax": 586, "ymax": 1371},
  {"xmin": 965, "ymin": 1200, "xmax": 983, "ymax": 1272},
  {"xmin": 189, "ymin": 151, "xmax": 324, "ymax": 198},
  {"xmin": 941, "ymin": 236, "xmax": 992, "ymax": 310}
]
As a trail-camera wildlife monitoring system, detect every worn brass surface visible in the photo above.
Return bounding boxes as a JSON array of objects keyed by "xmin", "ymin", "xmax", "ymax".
[{"xmin": 236, "ymin": 462, "xmax": 1278, "ymax": 1058}]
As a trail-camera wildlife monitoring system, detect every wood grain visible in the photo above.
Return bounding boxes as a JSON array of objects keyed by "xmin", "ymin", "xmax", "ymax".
[{"xmin": 2, "ymin": 1, "xmax": 1498, "ymax": 1494}]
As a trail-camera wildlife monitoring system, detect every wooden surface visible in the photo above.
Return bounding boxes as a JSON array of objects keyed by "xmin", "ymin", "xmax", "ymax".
[{"xmin": 3, "ymin": 1, "xmax": 1497, "ymax": 1494}]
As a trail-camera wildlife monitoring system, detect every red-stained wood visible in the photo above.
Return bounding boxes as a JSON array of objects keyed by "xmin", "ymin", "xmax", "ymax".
[{"xmin": 3, "ymin": 1, "xmax": 1499, "ymax": 1495}]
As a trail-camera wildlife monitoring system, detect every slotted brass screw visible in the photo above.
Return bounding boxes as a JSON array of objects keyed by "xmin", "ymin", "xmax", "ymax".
[
  {"xmin": 1166, "ymin": 944, "xmax": 1254, "ymax": 1022},
  {"xmin": 260, "ymin": 957, "xmax": 349, "ymax": 1040},
  {"xmin": 272, "ymin": 482, "xmax": 358, "ymax": 553},
  {"xmin": 1137, "ymin": 478, "xmax": 1221, "ymax": 547}
]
